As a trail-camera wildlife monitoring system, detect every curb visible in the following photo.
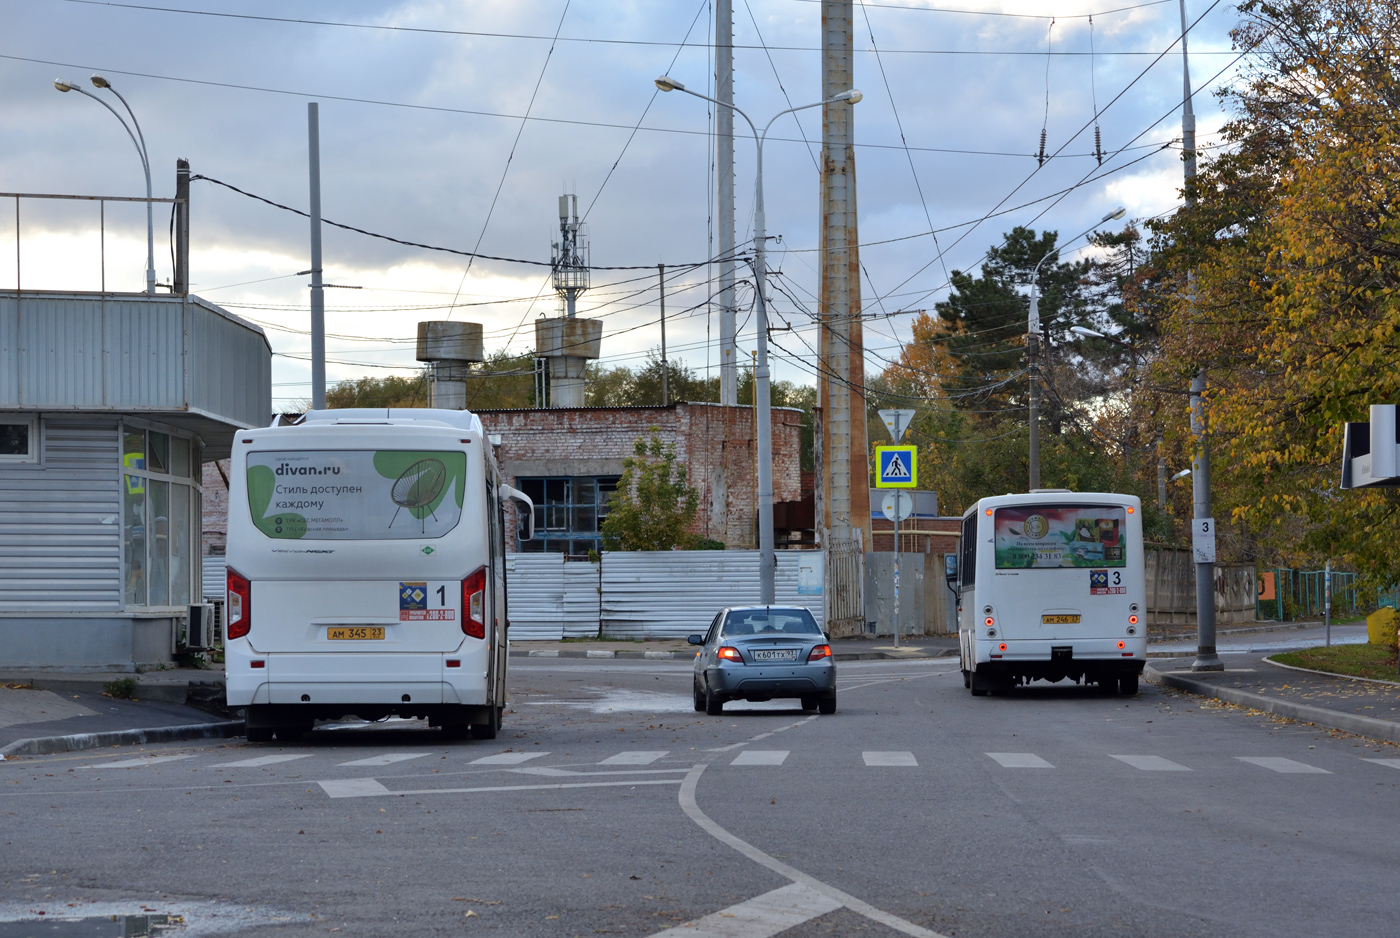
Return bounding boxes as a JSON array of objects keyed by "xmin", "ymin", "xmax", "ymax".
[
  {"xmin": 0, "ymin": 721, "xmax": 244, "ymax": 758},
  {"xmin": 1143, "ymin": 662, "xmax": 1400, "ymax": 745},
  {"xmin": 508, "ymin": 648, "xmax": 955, "ymax": 661}
]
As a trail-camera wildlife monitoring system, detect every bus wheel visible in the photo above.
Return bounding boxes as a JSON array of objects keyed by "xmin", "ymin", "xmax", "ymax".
[
  {"xmin": 471, "ymin": 708, "xmax": 502, "ymax": 740},
  {"xmin": 962, "ymin": 670, "xmax": 971, "ymax": 689},
  {"xmin": 1118, "ymin": 673, "xmax": 1139, "ymax": 696},
  {"xmin": 246, "ymin": 724, "xmax": 273, "ymax": 743}
]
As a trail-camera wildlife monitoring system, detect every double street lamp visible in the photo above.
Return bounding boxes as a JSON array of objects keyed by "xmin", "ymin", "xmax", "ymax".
[
  {"xmin": 655, "ymin": 75, "xmax": 861, "ymax": 604},
  {"xmin": 54, "ymin": 75, "xmax": 156, "ymax": 295},
  {"xmin": 1027, "ymin": 206, "xmax": 1125, "ymax": 490}
]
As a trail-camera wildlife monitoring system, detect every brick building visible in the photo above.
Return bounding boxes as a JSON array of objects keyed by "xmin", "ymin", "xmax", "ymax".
[
  {"xmin": 478, "ymin": 402, "xmax": 808, "ymax": 553},
  {"xmin": 202, "ymin": 402, "xmax": 809, "ymax": 560}
]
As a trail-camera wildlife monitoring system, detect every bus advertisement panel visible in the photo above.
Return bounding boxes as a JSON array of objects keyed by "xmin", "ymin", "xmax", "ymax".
[{"xmin": 993, "ymin": 505, "xmax": 1126, "ymax": 569}]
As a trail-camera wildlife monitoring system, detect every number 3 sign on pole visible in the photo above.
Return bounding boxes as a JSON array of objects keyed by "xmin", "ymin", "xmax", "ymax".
[{"xmin": 1192, "ymin": 517, "xmax": 1217, "ymax": 564}]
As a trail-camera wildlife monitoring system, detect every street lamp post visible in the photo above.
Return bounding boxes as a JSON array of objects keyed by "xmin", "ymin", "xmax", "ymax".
[
  {"xmin": 54, "ymin": 75, "xmax": 156, "ymax": 294},
  {"xmin": 1027, "ymin": 207, "xmax": 1125, "ymax": 490},
  {"xmin": 656, "ymin": 75, "xmax": 860, "ymax": 603}
]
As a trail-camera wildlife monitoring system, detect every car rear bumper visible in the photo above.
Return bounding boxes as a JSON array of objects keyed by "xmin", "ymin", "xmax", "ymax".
[{"xmin": 705, "ymin": 662, "xmax": 835, "ymax": 699}]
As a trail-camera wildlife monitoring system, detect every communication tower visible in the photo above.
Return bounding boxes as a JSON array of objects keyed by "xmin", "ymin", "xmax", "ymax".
[{"xmin": 536, "ymin": 192, "xmax": 601, "ymax": 407}]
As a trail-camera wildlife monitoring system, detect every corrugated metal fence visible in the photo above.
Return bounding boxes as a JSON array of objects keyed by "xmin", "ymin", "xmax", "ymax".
[{"xmin": 506, "ymin": 551, "xmax": 824, "ymax": 641}]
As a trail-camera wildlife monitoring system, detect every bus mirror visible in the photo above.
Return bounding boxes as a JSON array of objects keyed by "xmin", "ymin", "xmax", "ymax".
[
  {"xmin": 944, "ymin": 554, "xmax": 958, "ymax": 589},
  {"xmin": 499, "ymin": 484, "xmax": 535, "ymax": 541}
]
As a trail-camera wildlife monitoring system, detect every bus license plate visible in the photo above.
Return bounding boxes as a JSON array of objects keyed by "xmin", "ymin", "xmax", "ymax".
[
  {"xmin": 1041, "ymin": 615, "xmax": 1081, "ymax": 625},
  {"xmin": 328, "ymin": 627, "xmax": 385, "ymax": 640},
  {"xmin": 752, "ymin": 649, "xmax": 798, "ymax": 661}
]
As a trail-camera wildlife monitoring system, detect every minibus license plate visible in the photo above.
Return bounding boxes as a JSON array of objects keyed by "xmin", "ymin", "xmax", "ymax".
[
  {"xmin": 752, "ymin": 649, "xmax": 798, "ymax": 661},
  {"xmin": 1041, "ymin": 614, "xmax": 1081, "ymax": 624},
  {"xmin": 328, "ymin": 627, "xmax": 385, "ymax": 640}
]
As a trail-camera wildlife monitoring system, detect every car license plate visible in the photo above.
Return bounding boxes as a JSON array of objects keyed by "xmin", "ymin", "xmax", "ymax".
[
  {"xmin": 752, "ymin": 649, "xmax": 798, "ymax": 661},
  {"xmin": 1042, "ymin": 614, "xmax": 1081, "ymax": 624},
  {"xmin": 328, "ymin": 627, "xmax": 385, "ymax": 640}
]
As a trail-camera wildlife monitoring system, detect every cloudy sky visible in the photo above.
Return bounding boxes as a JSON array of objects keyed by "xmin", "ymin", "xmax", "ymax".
[{"xmin": 1, "ymin": 0, "xmax": 1243, "ymax": 408}]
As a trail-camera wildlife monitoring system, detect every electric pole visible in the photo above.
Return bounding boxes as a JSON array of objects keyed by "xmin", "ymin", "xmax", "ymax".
[{"xmin": 716, "ymin": 0, "xmax": 738, "ymax": 406}]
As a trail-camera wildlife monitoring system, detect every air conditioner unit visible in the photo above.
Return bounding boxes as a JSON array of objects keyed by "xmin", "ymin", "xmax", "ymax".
[
  {"xmin": 1341, "ymin": 404, "xmax": 1400, "ymax": 489},
  {"xmin": 186, "ymin": 603, "xmax": 216, "ymax": 650}
]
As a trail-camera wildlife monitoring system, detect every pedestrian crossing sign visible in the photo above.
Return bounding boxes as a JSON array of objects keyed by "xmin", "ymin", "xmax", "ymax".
[{"xmin": 875, "ymin": 445, "xmax": 918, "ymax": 488}]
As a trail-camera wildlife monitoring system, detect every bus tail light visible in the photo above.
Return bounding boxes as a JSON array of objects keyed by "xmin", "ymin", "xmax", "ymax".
[
  {"xmin": 462, "ymin": 567, "xmax": 487, "ymax": 639},
  {"xmin": 1117, "ymin": 640, "xmax": 1126, "ymax": 649},
  {"xmin": 226, "ymin": 567, "xmax": 251, "ymax": 639},
  {"xmin": 808, "ymin": 644, "xmax": 832, "ymax": 661},
  {"xmin": 1128, "ymin": 614, "xmax": 1139, "ymax": 625},
  {"xmin": 717, "ymin": 646, "xmax": 743, "ymax": 661},
  {"xmin": 998, "ymin": 642, "xmax": 1007, "ymax": 652}
]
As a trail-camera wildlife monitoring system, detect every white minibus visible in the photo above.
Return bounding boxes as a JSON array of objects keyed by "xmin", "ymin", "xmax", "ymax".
[
  {"xmin": 224, "ymin": 408, "xmax": 533, "ymax": 741},
  {"xmin": 948, "ymin": 490, "xmax": 1146, "ymax": 695}
]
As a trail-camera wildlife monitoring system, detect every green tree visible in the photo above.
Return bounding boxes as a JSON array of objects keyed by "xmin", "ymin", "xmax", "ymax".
[
  {"xmin": 324, "ymin": 370, "xmax": 430, "ymax": 409},
  {"xmin": 600, "ymin": 429, "xmax": 701, "ymax": 551}
]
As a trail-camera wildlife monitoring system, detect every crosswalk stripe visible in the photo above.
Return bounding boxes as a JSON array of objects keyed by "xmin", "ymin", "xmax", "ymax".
[
  {"xmin": 337, "ymin": 753, "xmax": 432, "ymax": 767},
  {"xmin": 732, "ymin": 750, "xmax": 788, "ymax": 766},
  {"xmin": 986, "ymin": 752, "xmax": 1053, "ymax": 769},
  {"xmin": 599, "ymin": 750, "xmax": 668, "ymax": 765},
  {"xmin": 213, "ymin": 754, "xmax": 314, "ymax": 768},
  {"xmin": 1236, "ymin": 756, "xmax": 1330, "ymax": 774},
  {"xmin": 78, "ymin": 754, "xmax": 197, "ymax": 770},
  {"xmin": 645, "ymin": 883, "xmax": 843, "ymax": 938},
  {"xmin": 1362, "ymin": 758, "xmax": 1400, "ymax": 770},
  {"xmin": 1110, "ymin": 755, "xmax": 1191, "ymax": 772},
  {"xmin": 470, "ymin": 752, "xmax": 548, "ymax": 766},
  {"xmin": 863, "ymin": 751, "xmax": 918, "ymax": 767}
]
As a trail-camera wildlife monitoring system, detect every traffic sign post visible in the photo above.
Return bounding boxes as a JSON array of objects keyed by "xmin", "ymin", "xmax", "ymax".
[{"xmin": 874, "ymin": 446, "xmax": 917, "ymax": 645}]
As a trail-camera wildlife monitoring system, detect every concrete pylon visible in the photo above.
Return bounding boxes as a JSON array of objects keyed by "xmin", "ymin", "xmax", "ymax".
[
  {"xmin": 535, "ymin": 317, "xmax": 602, "ymax": 408},
  {"xmin": 416, "ymin": 321, "xmax": 483, "ymax": 410}
]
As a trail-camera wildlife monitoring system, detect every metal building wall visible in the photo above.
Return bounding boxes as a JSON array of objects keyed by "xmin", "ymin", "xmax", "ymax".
[{"xmin": 0, "ymin": 417, "xmax": 121, "ymax": 612}]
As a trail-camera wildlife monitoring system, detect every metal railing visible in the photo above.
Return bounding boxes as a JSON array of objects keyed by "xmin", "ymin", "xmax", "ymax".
[
  {"xmin": 1256, "ymin": 567, "xmax": 1359, "ymax": 621},
  {"xmin": 1, "ymin": 191, "xmax": 182, "ymax": 294}
]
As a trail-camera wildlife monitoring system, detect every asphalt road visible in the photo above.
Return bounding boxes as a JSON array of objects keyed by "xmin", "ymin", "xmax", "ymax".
[{"xmin": 3, "ymin": 656, "xmax": 1399, "ymax": 937}]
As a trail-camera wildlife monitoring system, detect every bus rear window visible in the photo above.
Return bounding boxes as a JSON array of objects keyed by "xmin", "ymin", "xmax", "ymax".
[
  {"xmin": 246, "ymin": 450, "xmax": 466, "ymax": 540},
  {"xmin": 993, "ymin": 505, "xmax": 1126, "ymax": 568}
]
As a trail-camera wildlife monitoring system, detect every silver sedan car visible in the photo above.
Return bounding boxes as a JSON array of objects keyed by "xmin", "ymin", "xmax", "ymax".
[{"xmin": 689, "ymin": 606, "xmax": 837, "ymax": 715}]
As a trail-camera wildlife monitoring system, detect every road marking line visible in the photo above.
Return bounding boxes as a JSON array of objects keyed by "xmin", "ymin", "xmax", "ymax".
[
  {"xmin": 679, "ymin": 765, "xmax": 947, "ymax": 938},
  {"xmin": 317, "ymin": 777, "xmax": 682, "ymax": 799},
  {"xmin": 1362, "ymin": 758, "xmax": 1400, "ymax": 770},
  {"xmin": 732, "ymin": 750, "xmax": 788, "ymax": 766},
  {"xmin": 77, "ymin": 755, "xmax": 197, "ymax": 770},
  {"xmin": 985, "ymin": 752, "xmax": 1053, "ymax": 769},
  {"xmin": 645, "ymin": 882, "xmax": 843, "ymax": 937},
  {"xmin": 863, "ymin": 751, "xmax": 918, "ymax": 767},
  {"xmin": 319, "ymin": 778, "xmax": 392, "ymax": 798},
  {"xmin": 337, "ymin": 753, "xmax": 432, "ymax": 767},
  {"xmin": 1236, "ymin": 756, "xmax": 1330, "ymax": 774},
  {"xmin": 600, "ymin": 750, "xmax": 668, "ymax": 765},
  {"xmin": 514, "ymin": 766, "xmax": 690, "ymax": 778},
  {"xmin": 1109, "ymin": 755, "xmax": 1191, "ymax": 772},
  {"xmin": 469, "ymin": 752, "xmax": 548, "ymax": 765},
  {"xmin": 213, "ymin": 754, "xmax": 314, "ymax": 768}
]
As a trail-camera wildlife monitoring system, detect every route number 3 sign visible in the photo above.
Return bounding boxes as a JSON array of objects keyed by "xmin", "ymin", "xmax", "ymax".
[{"xmin": 1192, "ymin": 517, "xmax": 1217, "ymax": 564}]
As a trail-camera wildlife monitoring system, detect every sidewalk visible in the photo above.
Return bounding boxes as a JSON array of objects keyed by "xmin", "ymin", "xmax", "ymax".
[
  {"xmin": 0, "ymin": 670, "xmax": 239, "ymax": 759},
  {"xmin": 1146, "ymin": 649, "xmax": 1400, "ymax": 744}
]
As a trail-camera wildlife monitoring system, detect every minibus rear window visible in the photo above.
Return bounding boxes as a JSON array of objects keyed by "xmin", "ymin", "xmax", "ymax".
[
  {"xmin": 993, "ymin": 505, "xmax": 1126, "ymax": 568},
  {"xmin": 246, "ymin": 450, "xmax": 466, "ymax": 540}
]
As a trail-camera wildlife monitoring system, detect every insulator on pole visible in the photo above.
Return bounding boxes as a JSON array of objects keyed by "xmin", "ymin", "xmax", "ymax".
[
  {"xmin": 1037, "ymin": 128, "xmax": 1047, "ymax": 167},
  {"xmin": 1094, "ymin": 126, "xmax": 1104, "ymax": 166}
]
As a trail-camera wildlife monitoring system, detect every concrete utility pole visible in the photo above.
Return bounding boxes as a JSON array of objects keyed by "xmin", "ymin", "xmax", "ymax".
[
  {"xmin": 819, "ymin": 0, "xmax": 872, "ymax": 572},
  {"xmin": 1180, "ymin": 0, "xmax": 1221, "ymax": 672},
  {"xmin": 307, "ymin": 102, "xmax": 326, "ymax": 411},
  {"xmin": 716, "ymin": 0, "xmax": 738, "ymax": 406},
  {"xmin": 658, "ymin": 264, "xmax": 669, "ymax": 406},
  {"xmin": 174, "ymin": 158, "xmax": 190, "ymax": 295}
]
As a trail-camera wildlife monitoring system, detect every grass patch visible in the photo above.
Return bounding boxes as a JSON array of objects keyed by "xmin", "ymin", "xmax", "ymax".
[
  {"xmin": 102, "ymin": 677, "xmax": 137, "ymax": 699},
  {"xmin": 1271, "ymin": 643, "xmax": 1400, "ymax": 682}
]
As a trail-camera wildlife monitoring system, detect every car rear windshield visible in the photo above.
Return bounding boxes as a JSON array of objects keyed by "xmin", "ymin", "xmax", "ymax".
[
  {"xmin": 993, "ymin": 504, "xmax": 1127, "ymax": 568},
  {"xmin": 722, "ymin": 609, "xmax": 821, "ymax": 637},
  {"xmin": 246, "ymin": 449, "xmax": 466, "ymax": 540}
]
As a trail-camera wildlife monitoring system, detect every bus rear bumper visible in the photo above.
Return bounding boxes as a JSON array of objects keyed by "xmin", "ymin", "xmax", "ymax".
[
  {"xmin": 225, "ymin": 644, "xmax": 490, "ymax": 708},
  {"xmin": 968, "ymin": 638, "xmax": 1146, "ymax": 683}
]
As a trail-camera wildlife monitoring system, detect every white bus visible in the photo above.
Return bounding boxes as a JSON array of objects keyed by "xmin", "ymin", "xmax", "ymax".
[
  {"xmin": 948, "ymin": 491, "xmax": 1146, "ymax": 696},
  {"xmin": 224, "ymin": 408, "xmax": 533, "ymax": 741}
]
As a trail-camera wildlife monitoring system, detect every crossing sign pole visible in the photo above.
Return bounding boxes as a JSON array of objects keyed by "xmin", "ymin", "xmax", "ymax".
[{"xmin": 875, "ymin": 444, "xmax": 918, "ymax": 646}]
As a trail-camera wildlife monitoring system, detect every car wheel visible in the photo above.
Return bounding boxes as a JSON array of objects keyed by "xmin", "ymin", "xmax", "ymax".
[
  {"xmin": 245, "ymin": 724, "xmax": 273, "ymax": 743},
  {"xmin": 704, "ymin": 682, "xmax": 724, "ymax": 716},
  {"xmin": 800, "ymin": 696, "xmax": 819, "ymax": 711},
  {"xmin": 1118, "ymin": 673, "xmax": 1139, "ymax": 696},
  {"xmin": 693, "ymin": 680, "xmax": 706, "ymax": 712},
  {"xmin": 817, "ymin": 692, "xmax": 837, "ymax": 715}
]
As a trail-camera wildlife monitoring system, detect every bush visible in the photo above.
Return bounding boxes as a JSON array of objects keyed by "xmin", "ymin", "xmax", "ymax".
[{"xmin": 102, "ymin": 677, "xmax": 137, "ymax": 699}]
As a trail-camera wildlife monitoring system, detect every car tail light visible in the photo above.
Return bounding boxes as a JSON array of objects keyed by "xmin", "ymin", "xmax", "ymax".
[
  {"xmin": 808, "ymin": 644, "xmax": 831, "ymax": 661},
  {"xmin": 462, "ymin": 567, "xmax": 487, "ymax": 639},
  {"xmin": 226, "ymin": 567, "xmax": 251, "ymax": 639},
  {"xmin": 717, "ymin": 646, "xmax": 743, "ymax": 661}
]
